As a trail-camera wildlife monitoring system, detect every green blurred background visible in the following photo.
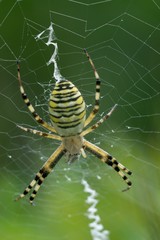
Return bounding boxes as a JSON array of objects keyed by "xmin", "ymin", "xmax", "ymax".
[{"xmin": 0, "ymin": 0, "xmax": 160, "ymax": 239}]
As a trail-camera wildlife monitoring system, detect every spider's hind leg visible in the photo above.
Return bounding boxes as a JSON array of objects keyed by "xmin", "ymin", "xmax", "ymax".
[
  {"xmin": 83, "ymin": 49, "xmax": 101, "ymax": 127},
  {"xmin": 17, "ymin": 62, "xmax": 56, "ymax": 133}
]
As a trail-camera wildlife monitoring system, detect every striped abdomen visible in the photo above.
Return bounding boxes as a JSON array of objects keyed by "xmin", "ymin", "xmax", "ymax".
[{"xmin": 49, "ymin": 80, "xmax": 86, "ymax": 137}]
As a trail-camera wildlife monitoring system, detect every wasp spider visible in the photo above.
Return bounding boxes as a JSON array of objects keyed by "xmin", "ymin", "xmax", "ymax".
[{"xmin": 16, "ymin": 49, "xmax": 132, "ymax": 204}]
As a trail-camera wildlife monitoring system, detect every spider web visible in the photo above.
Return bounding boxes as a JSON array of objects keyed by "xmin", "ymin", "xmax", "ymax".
[{"xmin": 0, "ymin": 0, "xmax": 160, "ymax": 240}]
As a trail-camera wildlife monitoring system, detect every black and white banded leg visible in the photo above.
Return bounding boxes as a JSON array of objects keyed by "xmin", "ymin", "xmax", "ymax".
[
  {"xmin": 16, "ymin": 145, "xmax": 66, "ymax": 204},
  {"xmin": 82, "ymin": 104, "xmax": 117, "ymax": 137},
  {"xmin": 17, "ymin": 62, "xmax": 56, "ymax": 133},
  {"xmin": 84, "ymin": 140, "xmax": 132, "ymax": 190},
  {"xmin": 17, "ymin": 125, "xmax": 61, "ymax": 140},
  {"xmin": 84, "ymin": 49, "xmax": 101, "ymax": 127}
]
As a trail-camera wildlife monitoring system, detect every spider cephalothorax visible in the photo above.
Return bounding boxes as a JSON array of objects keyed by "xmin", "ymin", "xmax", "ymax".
[{"xmin": 16, "ymin": 49, "xmax": 132, "ymax": 204}]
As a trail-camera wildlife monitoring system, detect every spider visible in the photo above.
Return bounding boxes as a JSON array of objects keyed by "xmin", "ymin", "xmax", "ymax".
[{"xmin": 16, "ymin": 49, "xmax": 132, "ymax": 204}]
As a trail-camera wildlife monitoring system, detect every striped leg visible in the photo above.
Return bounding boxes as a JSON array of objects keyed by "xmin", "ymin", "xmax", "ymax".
[
  {"xmin": 84, "ymin": 49, "xmax": 101, "ymax": 127},
  {"xmin": 82, "ymin": 104, "xmax": 117, "ymax": 137},
  {"xmin": 84, "ymin": 140, "xmax": 132, "ymax": 191},
  {"xmin": 17, "ymin": 62, "xmax": 56, "ymax": 133},
  {"xmin": 16, "ymin": 144, "xmax": 66, "ymax": 204},
  {"xmin": 17, "ymin": 125, "xmax": 61, "ymax": 141}
]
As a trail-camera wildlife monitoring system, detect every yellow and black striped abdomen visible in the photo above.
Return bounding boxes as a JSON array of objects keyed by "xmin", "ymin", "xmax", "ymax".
[{"xmin": 49, "ymin": 80, "xmax": 86, "ymax": 137}]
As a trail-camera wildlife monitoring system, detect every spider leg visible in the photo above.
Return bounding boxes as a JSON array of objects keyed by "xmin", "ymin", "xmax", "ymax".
[
  {"xmin": 17, "ymin": 125, "xmax": 61, "ymax": 141},
  {"xmin": 82, "ymin": 104, "xmax": 117, "ymax": 137},
  {"xmin": 84, "ymin": 140, "xmax": 132, "ymax": 190},
  {"xmin": 17, "ymin": 62, "xmax": 56, "ymax": 133},
  {"xmin": 15, "ymin": 144, "xmax": 66, "ymax": 204},
  {"xmin": 83, "ymin": 49, "xmax": 101, "ymax": 127}
]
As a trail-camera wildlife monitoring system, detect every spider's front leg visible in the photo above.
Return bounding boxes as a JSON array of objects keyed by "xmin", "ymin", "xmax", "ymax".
[
  {"xmin": 16, "ymin": 144, "xmax": 66, "ymax": 204},
  {"xmin": 84, "ymin": 140, "xmax": 132, "ymax": 191}
]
